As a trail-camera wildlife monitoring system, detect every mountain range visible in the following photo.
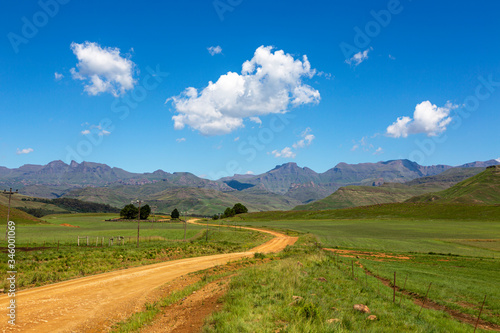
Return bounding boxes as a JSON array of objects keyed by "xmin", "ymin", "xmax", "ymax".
[{"xmin": 0, "ymin": 159, "xmax": 498, "ymax": 215}]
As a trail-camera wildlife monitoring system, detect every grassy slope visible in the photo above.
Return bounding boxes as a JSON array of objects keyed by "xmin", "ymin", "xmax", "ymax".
[
  {"xmin": 408, "ymin": 166, "xmax": 500, "ymax": 204},
  {"xmin": 0, "ymin": 203, "xmax": 44, "ymax": 224},
  {"xmin": 0, "ymin": 193, "xmax": 67, "ymax": 214},
  {"xmin": 293, "ymin": 183, "xmax": 445, "ymax": 211}
]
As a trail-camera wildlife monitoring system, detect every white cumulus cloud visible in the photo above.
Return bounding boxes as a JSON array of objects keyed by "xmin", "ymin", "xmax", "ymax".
[
  {"xmin": 346, "ymin": 48, "xmax": 372, "ymax": 66},
  {"xmin": 373, "ymin": 147, "xmax": 384, "ymax": 155},
  {"xmin": 81, "ymin": 129, "xmax": 91, "ymax": 135},
  {"xmin": 386, "ymin": 101, "xmax": 458, "ymax": 138},
  {"xmin": 168, "ymin": 46, "xmax": 320, "ymax": 136},
  {"xmin": 70, "ymin": 41, "xmax": 136, "ymax": 97},
  {"xmin": 16, "ymin": 148, "xmax": 33, "ymax": 155},
  {"xmin": 176, "ymin": 138, "xmax": 186, "ymax": 143},
  {"xmin": 207, "ymin": 46, "xmax": 222, "ymax": 56},
  {"xmin": 271, "ymin": 147, "xmax": 296, "ymax": 158},
  {"xmin": 54, "ymin": 72, "xmax": 64, "ymax": 80}
]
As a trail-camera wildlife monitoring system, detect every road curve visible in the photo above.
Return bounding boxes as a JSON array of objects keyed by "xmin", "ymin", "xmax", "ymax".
[{"xmin": 0, "ymin": 220, "xmax": 297, "ymax": 332}]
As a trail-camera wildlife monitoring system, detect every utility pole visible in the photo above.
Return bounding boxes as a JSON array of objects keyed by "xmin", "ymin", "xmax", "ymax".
[
  {"xmin": 132, "ymin": 200, "xmax": 142, "ymax": 247},
  {"xmin": 183, "ymin": 211, "xmax": 187, "ymax": 242},
  {"xmin": 206, "ymin": 219, "xmax": 209, "ymax": 242},
  {"xmin": 151, "ymin": 205, "xmax": 157, "ymax": 229},
  {"xmin": 4, "ymin": 188, "xmax": 18, "ymax": 241}
]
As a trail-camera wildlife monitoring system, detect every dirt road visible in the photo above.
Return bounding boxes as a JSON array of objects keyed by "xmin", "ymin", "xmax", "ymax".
[{"xmin": 0, "ymin": 221, "xmax": 297, "ymax": 332}]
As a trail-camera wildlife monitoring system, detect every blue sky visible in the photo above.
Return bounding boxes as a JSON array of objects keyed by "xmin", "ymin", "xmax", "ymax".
[{"xmin": 1, "ymin": 0, "xmax": 499, "ymax": 178}]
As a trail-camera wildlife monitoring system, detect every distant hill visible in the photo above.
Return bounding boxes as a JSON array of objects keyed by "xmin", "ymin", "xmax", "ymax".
[
  {"xmin": 407, "ymin": 165, "xmax": 500, "ymax": 205},
  {"xmin": 221, "ymin": 159, "xmax": 500, "ymax": 204},
  {"xmin": 294, "ymin": 166, "xmax": 490, "ymax": 211},
  {"xmin": 1, "ymin": 158, "xmax": 498, "ymax": 215},
  {"xmin": 292, "ymin": 183, "xmax": 444, "ymax": 211},
  {"xmin": 0, "ymin": 203, "xmax": 44, "ymax": 224}
]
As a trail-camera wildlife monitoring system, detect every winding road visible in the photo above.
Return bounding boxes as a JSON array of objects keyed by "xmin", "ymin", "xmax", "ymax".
[{"xmin": 0, "ymin": 220, "xmax": 297, "ymax": 332}]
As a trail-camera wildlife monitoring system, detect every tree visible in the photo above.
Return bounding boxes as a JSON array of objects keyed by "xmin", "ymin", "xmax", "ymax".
[
  {"xmin": 232, "ymin": 203, "xmax": 248, "ymax": 215},
  {"xmin": 223, "ymin": 207, "xmax": 235, "ymax": 218},
  {"xmin": 120, "ymin": 204, "xmax": 138, "ymax": 219},
  {"xmin": 140, "ymin": 204, "xmax": 151, "ymax": 220},
  {"xmin": 212, "ymin": 214, "xmax": 219, "ymax": 220},
  {"xmin": 171, "ymin": 208, "xmax": 180, "ymax": 219}
]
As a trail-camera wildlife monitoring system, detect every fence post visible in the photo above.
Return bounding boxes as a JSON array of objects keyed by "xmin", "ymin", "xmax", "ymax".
[
  {"xmin": 393, "ymin": 272, "xmax": 396, "ymax": 303},
  {"xmin": 474, "ymin": 295, "xmax": 487, "ymax": 333},
  {"xmin": 399, "ymin": 274, "xmax": 408, "ymax": 305},
  {"xmin": 78, "ymin": 236, "xmax": 80, "ymax": 246},
  {"xmin": 417, "ymin": 282, "xmax": 432, "ymax": 317},
  {"xmin": 86, "ymin": 236, "xmax": 89, "ymax": 246}
]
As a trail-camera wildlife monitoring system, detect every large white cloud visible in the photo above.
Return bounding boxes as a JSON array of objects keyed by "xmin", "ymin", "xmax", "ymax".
[
  {"xmin": 168, "ymin": 46, "xmax": 320, "ymax": 136},
  {"xmin": 70, "ymin": 41, "xmax": 136, "ymax": 97},
  {"xmin": 386, "ymin": 101, "xmax": 458, "ymax": 138}
]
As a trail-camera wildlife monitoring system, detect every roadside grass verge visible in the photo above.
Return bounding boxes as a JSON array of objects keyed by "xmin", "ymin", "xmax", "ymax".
[
  {"xmin": 111, "ymin": 257, "xmax": 267, "ymax": 333},
  {"xmin": 202, "ymin": 236, "xmax": 491, "ymax": 332}
]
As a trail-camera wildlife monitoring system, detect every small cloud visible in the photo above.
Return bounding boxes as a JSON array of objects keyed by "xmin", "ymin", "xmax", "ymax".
[
  {"xmin": 386, "ymin": 101, "xmax": 458, "ymax": 138},
  {"xmin": 388, "ymin": 54, "xmax": 396, "ymax": 60},
  {"xmin": 99, "ymin": 130, "xmax": 110, "ymax": 136},
  {"xmin": 271, "ymin": 147, "xmax": 296, "ymax": 158},
  {"xmin": 292, "ymin": 127, "xmax": 315, "ymax": 149},
  {"xmin": 16, "ymin": 148, "xmax": 33, "ymax": 155},
  {"xmin": 54, "ymin": 72, "xmax": 64, "ymax": 80},
  {"xmin": 207, "ymin": 46, "xmax": 222, "ymax": 56},
  {"xmin": 317, "ymin": 71, "xmax": 333, "ymax": 80},
  {"xmin": 345, "ymin": 47, "xmax": 372, "ymax": 66},
  {"xmin": 373, "ymin": 147, "xmax": 384, "ymax": 155},
  {"xmin": 496, "ymin": 157, "xmax": 500, "ymax": 163},
  {"xmin": 351, "ymin": 144, "xmax": 359, "ymax": 152},
  {"xmin": 81, "ymin": 123, "xmax": 111, "ymax": 136},
  {"xmin": 249, "ymin": 117, "xmax": 262, "ymax": 125},
  {"xmin": 176, "ymin": 138, "xmax": 186, "ymax": 143},
  {"xmin": 245, "ymin": 171, "xmax": 254, "ymax": 175},
  {"xmin": 234, "ymin": 137, "xmax": 240, "ymax": 142}
]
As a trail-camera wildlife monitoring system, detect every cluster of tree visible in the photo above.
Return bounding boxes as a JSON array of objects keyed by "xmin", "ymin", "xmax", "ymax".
[
  {"xmin": 212, "ymin": 203, "xmax": 248, "ymax": 220},
  {"xmin": 120, "ymin": 204, "xmax": 151, "ymax": 220},
  {"xmin": 21, "ymin": 197, "xmax": 120, "ymax": 214},
  {"xmin": 18, "ymin": 207, "xmax": 70, "ymax": 218}
]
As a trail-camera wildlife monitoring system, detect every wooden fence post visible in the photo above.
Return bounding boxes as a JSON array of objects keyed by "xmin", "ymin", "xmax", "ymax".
[
  {"xmin": 399, "ymin": 274, "xmax": 408, "ymax": 305},
  {"xmin": 77, "ymin": 236, "xmax": 80, "ymax": 246},
  {"xmin": 86, "ymin": 236, "xmax": 89, "ymax": 246},
  {"xmin": 474, "ymin": 295, "xmax": 487, "ymax": 333},
  {"xmin": 393, "ymin": 272, "xmax": 396, "ymax": 303},
  {"xmin": 417, "ymin": 282, "xmax": 432, "ymax": 317}
]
